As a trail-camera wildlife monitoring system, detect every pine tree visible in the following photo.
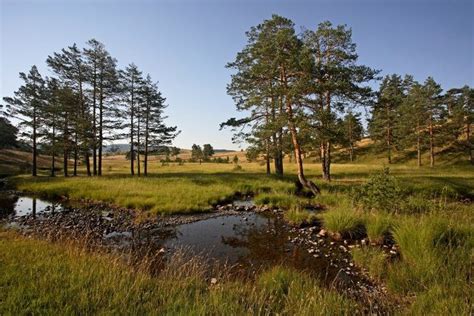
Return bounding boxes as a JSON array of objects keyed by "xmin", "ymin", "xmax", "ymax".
[
  {"xmin": 0, "ymin": 116, "xmax": 18, "ymax": 148},
  {"xmin": 369, "ymin": 75, "xmax": 410, "ymax": 164},
  {"xmin": 423, "ymin": 77, "xmax": 444, "ymax": 167},
  {"xmin": 84, "ymin": 39, "xmax": 120, "ymax": 176},
  {"xmin": 3, "ymin": 66, "xmax": 46, "ymax": 176},
  {"xmin": 302, "ymin": 22, "xmax": 377, "ymax": 180},
  {"xmin": 191, "ymin": 144, "xmax": 203, "ymax": 164},
  {"xmin": 120, "ymin": 63, "xmax": 143, "ymax": 176},
  {"xmin": 225, "ymin": 15, "xmax": 319, "ymax": 194},
  {"xmin": 47, "ymin": 44, "xmax": 91, "ymax": 176},
  {"xmin": 340, "ymin": 111, "xmax": 364, "ymax": 162},
  {"xmin": 445, "ymin": 86, "xmax": 473, "ymax": 164},
  {"xmin": 399, "ymin": 81, "xmax": 425, "ymax": 166},
  {"xmin": 139, "ymin": 75, "xmax": 178, "ymax": 175},
  {"xmin": 202, "ymin": 144, "xmax": 214, "ymax": 161}
]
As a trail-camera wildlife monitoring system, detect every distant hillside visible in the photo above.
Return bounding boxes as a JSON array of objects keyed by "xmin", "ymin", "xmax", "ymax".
[{"xmin": 0, "ymin": 149, "xmax": 60, "ymax": 175}]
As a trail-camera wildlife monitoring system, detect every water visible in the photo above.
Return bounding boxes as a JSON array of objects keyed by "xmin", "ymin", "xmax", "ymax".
[
  {"xmin": 0, "ymin": 193, "xmax": 65, "ymax": 218},
  {"xmin": 163, "ymin": 212, "xmax": 342, "ymax": 281},
  {"xmin": 1, "ymin": 193, "xmax": 347, "ymax": 283}
]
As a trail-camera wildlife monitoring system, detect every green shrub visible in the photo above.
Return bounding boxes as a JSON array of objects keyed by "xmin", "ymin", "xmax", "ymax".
[{"xmin": 352, "ymin": 167, "xmax": 402, "ymax": 212}]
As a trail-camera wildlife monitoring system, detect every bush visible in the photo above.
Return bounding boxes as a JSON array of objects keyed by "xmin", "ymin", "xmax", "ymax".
[{"xmin": 352, "ymin": 167, "xmax": 402, "ymax": 213}]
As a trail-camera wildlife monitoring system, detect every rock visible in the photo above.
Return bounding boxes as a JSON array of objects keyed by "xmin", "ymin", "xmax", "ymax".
[
  {"xmin": 158, "ymin": 248, "xmax": 166, "ymax": 254},
  {"xmin": 317, "ymin": 229, "xmax": 327, "ymax": 237},
  {"xmin": 210, "ymin": 278, "xmax": 218, "ymax": 285}
]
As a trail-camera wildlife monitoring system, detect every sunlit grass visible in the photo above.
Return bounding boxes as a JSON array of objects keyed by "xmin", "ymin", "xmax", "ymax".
[{"xmin": 0, "ymin": 230, "xmax": 359, "ymax": 315}]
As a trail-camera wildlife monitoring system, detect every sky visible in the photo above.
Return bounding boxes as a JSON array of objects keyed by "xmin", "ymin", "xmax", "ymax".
[{"xmin": 1, "ymin": 0, "xmax": 473, "ymax": 150}]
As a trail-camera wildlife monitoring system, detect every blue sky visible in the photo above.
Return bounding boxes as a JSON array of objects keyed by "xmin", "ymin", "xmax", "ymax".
[{"xmin": 1, "ymin": 0, "xmax": 473, "ymax": 149}]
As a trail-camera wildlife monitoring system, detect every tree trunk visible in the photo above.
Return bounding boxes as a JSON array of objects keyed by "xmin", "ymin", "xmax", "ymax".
[
  {"xmin": 63, "ymin": 114, "xmax": 68, "ymax": 177},
  {"xmin": 322, "ymin": 142, "xmax": 331, "ymax": 181},
  {"xmin": 349, "ymin": 142, "xmax": 354, "ymax": 162},
  {"xmin": 386, "ymin": 104, "xmax": 392, "ymax": 164},
  {"xmin": 265, "ymin": 139, "xmax": 271, "ymax": 175},
  {"xmin": 98, "ymin": 82, "xmax": 103, "ymax": 176},
  {"xmin": 32, "ymin": 115, "xmax": 37, "ymax": 177},
  {"xmin": 277, "ymin": 130, "xmax": 284, "ymax": 175},
  {"xmin": 51, "ymin": 124, "xmax": 56, "ymax": 177},
  {"xmin": 286, "ymin": 99, "xmax": 320, "ymax": 195},
  {"xmin": 429, "ymin": 116, "xmax": 434, "ymax": 167},
  {"xmin": 466, "ymin": 120, "xmax": 472, "ymax": 164},
  {"xmin": 130, "ymin": 80, "xmax": 135, "ymax": 176},
  {"xmin": 73, "ymin": 131, "xmax": 78, "ymax": 176},
  {"xmin": 417, "ymin": 121, "xmax": 422, "ymax": 167},
  {"xmin": 85, "ymin": 152, "xmax": 91, "ymax": 176},
  {"xmin": 144, "ymin": 100, "xmax": 150, "ymax": 176},
  {"xmin": 349, "ymin": 117, "xmax": 354, "ymax": 162},
  {"xmin": 92, "ymin": 64, "xmax": 97, "ymax": 176},
  {"xmin": 137, "ymin": 115, "xmax": 141, "ymax": 176}
]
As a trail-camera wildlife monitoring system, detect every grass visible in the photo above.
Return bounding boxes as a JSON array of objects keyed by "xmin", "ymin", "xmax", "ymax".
[
  {"xmin": 0, "ymin": 230, "xmax": 359, "ymax": 315},
  {"xmin": 13, "ymin": 171, "xmax": 298, "ymax": 214},
  {"xmin": 320, "ymin": 202, "xmax": 365, "ymax": 239},
  {"xmin": 283, "ymin": 206, "xmax": 318, "ymax": 226},
  {"xmin": 364, "ymin": 212, "xmax": 394, "ymax": 244},
  {"xmin": 4, "ymin": 156, "xmax": 474, "ymax": 314},
  {"xmin": 351, "ymin": 247, "xmax": 387, "ymax": 282}
]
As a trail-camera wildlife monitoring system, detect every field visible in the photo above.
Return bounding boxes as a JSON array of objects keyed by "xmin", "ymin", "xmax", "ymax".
[{"xmin": 2, "ymin": 154, "xmax": 474, "ymax": 315}]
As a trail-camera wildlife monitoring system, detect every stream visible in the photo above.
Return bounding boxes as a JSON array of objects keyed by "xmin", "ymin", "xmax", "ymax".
[{"xmin": 0, "ymin": 191, "xmax": 388, "ymax": 309}]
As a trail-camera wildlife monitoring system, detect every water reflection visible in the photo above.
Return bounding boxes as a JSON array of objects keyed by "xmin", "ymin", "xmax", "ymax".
[{"xmin": 0, "ymin": 193, "xmax": 63, "ymax": 218}]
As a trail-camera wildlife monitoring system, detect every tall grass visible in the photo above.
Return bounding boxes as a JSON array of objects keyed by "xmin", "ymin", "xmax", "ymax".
[
  {"xmin": 0, "ymin": 230, "xmax": 359, "ymax": 315},
  {"xmin": 14, "ymin": 172, "xmax": 299, "ymax": 214},
  {"xmin": 364, "ymin": 212, "xmax": 394, "ymax": 244},
  {"xmin": 320, "ymin": 203, "xmax": 365, "ymax": 239}
]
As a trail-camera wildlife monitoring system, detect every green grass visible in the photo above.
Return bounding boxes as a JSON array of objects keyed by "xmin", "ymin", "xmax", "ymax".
[
  {"xmin": 351, "ymin": 247, "xmax": 387, "ymax": 281},
  {"xmin": 6, "ymin": 159, "xmax": 474, "ymax": 314},
  {"xmin": 320, "ymin": 203, "xmax": 365, "ymax": 239},
  {"xmin": 283, "ymin": 206, "xmax": 318, "ymax": 226},
  {"xmin": 0, "ymin": 230, "xmax": 359, "ymax": 315},
  {"xmin": 14, "ymin": 171, "xmax": 299, "ymax": 214},
  {"xmin": 364, "ymin": 212, "xmax": 394, "ymax": 244}
]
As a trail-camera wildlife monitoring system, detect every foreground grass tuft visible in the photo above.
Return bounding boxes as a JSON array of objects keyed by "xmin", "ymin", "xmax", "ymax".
[{"xmin": 320, "ymin": 203, "xmax": 365, "ymax": 239}]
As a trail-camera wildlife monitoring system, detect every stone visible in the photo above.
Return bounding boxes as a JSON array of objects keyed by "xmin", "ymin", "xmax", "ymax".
[{"xmin": 210, "ymin": 278, "xmax": 218, "ymax": 285}]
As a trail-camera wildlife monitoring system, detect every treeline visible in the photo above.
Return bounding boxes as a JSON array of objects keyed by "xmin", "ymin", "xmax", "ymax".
[
  {"xmin": 223, "ymin": 15, "xmax": 472, "ymax": 193},
  {"xmin": 369, "ymin": 75, "xmax": 473, "ymax": 167},
  {"xmin": 2, "ymin": 39, "xmax": 178, "ymax": 177}
]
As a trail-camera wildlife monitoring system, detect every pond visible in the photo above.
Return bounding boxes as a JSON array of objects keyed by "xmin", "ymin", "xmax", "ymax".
[{"xmin": 0, "ymin": 192, "xmax": 354, "ymax": 286}]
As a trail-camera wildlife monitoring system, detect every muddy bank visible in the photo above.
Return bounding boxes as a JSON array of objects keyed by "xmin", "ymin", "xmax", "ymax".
[{"xmin": 0, "ymin": 190, "xmax": 394, "ymax": 312}]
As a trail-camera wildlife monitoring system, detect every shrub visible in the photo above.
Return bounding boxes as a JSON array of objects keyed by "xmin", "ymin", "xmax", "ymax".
[{"xmin": 352, "ymin": 167, "xmax": 402, "ymax": 213}]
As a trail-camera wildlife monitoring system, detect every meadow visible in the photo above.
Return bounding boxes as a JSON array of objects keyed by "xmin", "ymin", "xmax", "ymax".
[{"xmin": 3, "ymin": 156, "xmax": 474, "ymax": 315}]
